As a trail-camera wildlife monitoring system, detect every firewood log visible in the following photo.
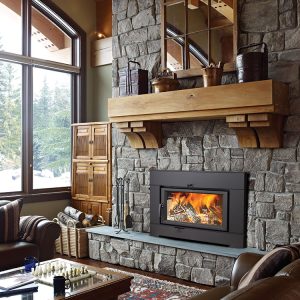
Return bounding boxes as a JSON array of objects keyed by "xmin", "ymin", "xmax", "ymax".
[
  {"xmin": 84, "ymin": 214, "xmax": 98, "ymax": 226},
  {"xmin": 57, "ymin": 212, "xmax": 83, "ymax": 228},
  {"xmin": 64, "ymin": 206, "xmax": 85, "ymax": 222}
]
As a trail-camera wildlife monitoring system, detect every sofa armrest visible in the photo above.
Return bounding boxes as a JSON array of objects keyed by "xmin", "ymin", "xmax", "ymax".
[
  {"xmin": 222, "ymin": 276, "xmax": 300, "ymax": 300},
  {"xmin": 230, "ymin": 253, "xmax": 263, "ymax": 290},
  {"xmin": 20, "ymin": 216, "xmax": 61, "ymax": 261}
]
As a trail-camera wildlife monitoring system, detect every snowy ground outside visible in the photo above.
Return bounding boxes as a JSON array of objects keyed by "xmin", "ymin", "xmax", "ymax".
[{"xmin": 0, "ymin": 169, "xmax": 70, "ymax": 192}]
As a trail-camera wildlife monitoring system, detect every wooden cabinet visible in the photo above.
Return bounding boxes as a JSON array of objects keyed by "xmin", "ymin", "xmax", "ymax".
[
  {"xmin": 73, "ymin": 124, "xmax": 109, "ymax": 160},
  {"xmin": 71, "ymin": 122, "xmax": 111, "ymax": 225},
  {"xmin": 72, "ymin": 162, "xmax": 109, "ymax": 202}
]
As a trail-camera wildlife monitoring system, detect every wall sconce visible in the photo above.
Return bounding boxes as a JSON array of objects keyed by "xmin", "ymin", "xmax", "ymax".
[{"xmin": 96, "ymin": 32, "xmax": 106, "ymax": 40}]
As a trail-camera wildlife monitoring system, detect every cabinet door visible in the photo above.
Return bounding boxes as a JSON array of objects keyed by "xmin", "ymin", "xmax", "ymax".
[
  {"xmin": 80, "ymin": 201, "xmax": 90, "ymax": 214},
  {"xmin": 71, "ymin": 200, "xmax": 82, "ymax": 211},
  {"xmin": 75, "ymin": 201, "xmax": 110, "ymax": 224},
  {"xmin": 91, "ymin": 124, "xmax": 108, "ymax": 160},
  {"xmin": 73, "ymin": 125, "xmax": 92, "ymax": 160},
  {"xmin": 72, "ymin": 162, "xmax": 91, "ymax": 199},
  {"xmin": 90, "ymin": 163, "xmax": 108, "ymax": 202},
  {"xmin": 89, "ymin": 202, "xmax": 101, "ymax": 215}
]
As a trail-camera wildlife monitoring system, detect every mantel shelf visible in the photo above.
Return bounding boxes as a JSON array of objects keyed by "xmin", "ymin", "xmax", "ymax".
[{"xmin": 108, "ymin": 80, "xmax": 289, "ymax": 149}]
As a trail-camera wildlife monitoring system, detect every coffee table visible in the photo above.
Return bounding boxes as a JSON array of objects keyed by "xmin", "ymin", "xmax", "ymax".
[{"xmin": 0, "ymin": 258, "xmax": 133, "ymax": 299}]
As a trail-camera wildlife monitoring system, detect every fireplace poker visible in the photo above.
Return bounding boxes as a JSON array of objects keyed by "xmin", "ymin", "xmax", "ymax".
[
  {"xmin": 115, "ymin": 178, "xmax": 129, "ymax": 234},
  {"xmin": 124, "ymin": 178, "xmax": 133, "ymax": 229}
]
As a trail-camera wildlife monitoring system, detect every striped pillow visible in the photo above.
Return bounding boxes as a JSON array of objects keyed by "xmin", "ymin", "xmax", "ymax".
[{"xmin": 0, "ymin": 199, "xmax": 23, "ymax": 243}]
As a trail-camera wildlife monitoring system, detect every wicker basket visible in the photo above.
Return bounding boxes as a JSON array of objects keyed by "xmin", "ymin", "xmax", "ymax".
[{"xmin": 54, "ymin": 219, "xmax": 88, "ymax": 258}]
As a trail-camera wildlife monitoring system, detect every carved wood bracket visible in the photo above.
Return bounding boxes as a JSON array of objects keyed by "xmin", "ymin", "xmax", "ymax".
[
  {"xmin": 226, "ymin": 113, "xmax": 284, "ymax": 148},
  {"xmin": 116, "ymin": 121, "xmax": 162, "ymax": 149}
]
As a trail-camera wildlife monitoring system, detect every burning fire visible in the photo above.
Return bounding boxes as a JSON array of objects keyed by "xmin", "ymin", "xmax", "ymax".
[{"xmin": 167, "ymin": 192, "xmax": 223, "ymax": 225}]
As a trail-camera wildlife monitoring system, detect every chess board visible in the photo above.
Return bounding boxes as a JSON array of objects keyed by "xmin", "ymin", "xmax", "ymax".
[{"xmin": 33, "ymin": 260, "xmax": 111, "ymax": 286}]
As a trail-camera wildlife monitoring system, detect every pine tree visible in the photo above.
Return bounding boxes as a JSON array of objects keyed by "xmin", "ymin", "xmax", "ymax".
[{"xmin": 0, "ymin": 60, "xmax": 22, "ymax": 170}]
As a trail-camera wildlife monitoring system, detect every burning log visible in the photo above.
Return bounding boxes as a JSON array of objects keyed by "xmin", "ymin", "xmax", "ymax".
[
  {"xmin": 184, "ymin": 203, "xmax": 201, "ymax": 223},
  {"xmin": 208, "ymin": 206, "xmax": 222, "ymax": 224}
]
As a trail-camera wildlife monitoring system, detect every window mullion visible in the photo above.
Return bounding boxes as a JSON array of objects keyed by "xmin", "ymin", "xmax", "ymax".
[
  {"xmin": 22, "ymin": 65, "xmax": 33, "ymax": 194},
  {"xmin": 22, "ymin": 0, "xmax": 33, "ymax": 193}
]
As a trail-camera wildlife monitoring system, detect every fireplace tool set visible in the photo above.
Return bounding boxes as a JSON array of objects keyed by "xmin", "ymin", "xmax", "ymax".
[{"xmin": 115, "ymin": 177, "xmax": 132, "ymax": 233}]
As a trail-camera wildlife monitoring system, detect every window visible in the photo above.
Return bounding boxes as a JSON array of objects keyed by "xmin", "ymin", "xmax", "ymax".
[{"xmin": 0, "ymin": 0, "xmax": 86, "ymax": 200}]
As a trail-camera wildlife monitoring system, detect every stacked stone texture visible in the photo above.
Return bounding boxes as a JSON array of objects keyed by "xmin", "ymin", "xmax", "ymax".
[
  {"xmin": 88, "ymin": 233, "xmax": 235, "ymax": 286},
  {"xmin": 90, "ymin": 0, "xmax": 300, "ymax": 285},
  {"xmin": 112, "ymin": 0, "xmax": 161, "ymax": 97},
  {"xmin": 110, "ymin": 0, "xmax": 300, "ymax": 253}
]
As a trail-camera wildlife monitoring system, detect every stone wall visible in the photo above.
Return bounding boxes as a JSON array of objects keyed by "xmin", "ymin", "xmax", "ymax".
[
  {"xmin": 89, "ymin": 232, "xmax": 235, "ymax": 286},
  {"xmin": 111, "ymin": 0, "xmax": 300, "ymax": 251}
]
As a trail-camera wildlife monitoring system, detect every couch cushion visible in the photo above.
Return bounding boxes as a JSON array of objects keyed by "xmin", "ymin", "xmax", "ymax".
[
  {"xmin": 0, "ymin": 242, "xmax": 38, "ymax": 271},
  {"xmin": 275, "ymin": 259, "xmax": 300, "ymax": 279},
  {"xmin": 238, "ymin": 246, "xmax": 299, "ymax": 289},
  {"xmin": 0, "ymin": 199, "xmax": 23, "ymax": 243}
]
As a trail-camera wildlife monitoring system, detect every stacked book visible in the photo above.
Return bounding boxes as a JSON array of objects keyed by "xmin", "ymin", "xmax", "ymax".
[{"xmin": 0, "ymin": 273, "xmax": 38, "ymax": 296}]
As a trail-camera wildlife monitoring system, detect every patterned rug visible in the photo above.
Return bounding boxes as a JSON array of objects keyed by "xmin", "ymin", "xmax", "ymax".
[{"xmin": 105, "ymin": 268, "xmax": 204, "ymax": 300}]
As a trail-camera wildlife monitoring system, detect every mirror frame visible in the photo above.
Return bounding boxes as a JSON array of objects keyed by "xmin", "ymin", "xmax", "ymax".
[{"xmin": 161, "ymin": 0, "xmax": 238, "ymax": 78}]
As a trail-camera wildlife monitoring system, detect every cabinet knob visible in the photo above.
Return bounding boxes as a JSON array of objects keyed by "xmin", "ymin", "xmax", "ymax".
[
  {"xmin": 89, "ymin": 140, "xmax": 94, "ymax": 144},
  {"xmin": 88, "ymin": 178, "xmax": 93, "ymax": 182}
]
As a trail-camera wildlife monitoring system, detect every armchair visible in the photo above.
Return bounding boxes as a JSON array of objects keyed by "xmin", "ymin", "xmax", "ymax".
[
  {"xmin": 0, "ymin": 200, "xmax": 61, "ymax": 271},
  {"xmin": 191, "ymin": 244, "xmax": 300, "ymax": 300}
]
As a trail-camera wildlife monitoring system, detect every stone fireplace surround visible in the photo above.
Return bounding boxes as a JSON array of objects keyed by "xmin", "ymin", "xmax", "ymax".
[{"xmin": 88, "ymin": 0, "xmax": 300, "ymax": 287}]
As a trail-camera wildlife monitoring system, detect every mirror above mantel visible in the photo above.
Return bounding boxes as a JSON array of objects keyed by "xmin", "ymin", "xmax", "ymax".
[{"xmin": 161, "ymin": 0, "xmax": 238, "ymax": 78}]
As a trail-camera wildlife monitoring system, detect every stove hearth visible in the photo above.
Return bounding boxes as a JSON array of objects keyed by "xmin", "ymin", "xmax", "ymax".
[{"xmin": 150, "ymin": 170, "xmax": 248, "ymax": 248}]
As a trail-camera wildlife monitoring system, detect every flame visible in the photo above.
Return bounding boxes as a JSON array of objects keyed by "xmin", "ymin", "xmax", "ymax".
[{"xmin": 167, "ymin": 192, "xmax": 223, "ymax": 225}]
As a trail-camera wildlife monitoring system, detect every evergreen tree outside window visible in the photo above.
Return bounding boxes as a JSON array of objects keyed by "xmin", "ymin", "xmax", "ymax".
[{"xmin": 0, "ymin": 0, "xmax": 86, "ymax": 199}]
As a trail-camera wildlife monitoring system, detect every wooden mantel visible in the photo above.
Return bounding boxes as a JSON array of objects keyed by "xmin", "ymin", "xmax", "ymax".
[{"xmin": 108, "ymin": 80, "xmax": 289, "ymax": 149}]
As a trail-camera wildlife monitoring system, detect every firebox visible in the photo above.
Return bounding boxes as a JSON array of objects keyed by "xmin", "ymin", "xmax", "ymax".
[
  {"xmin": 161, "ymin": 188, "xmax": 228, "ymax": 231},
  {"xmin": 150, "ymin": 170, "xmax": 248, "ymax": 248}
]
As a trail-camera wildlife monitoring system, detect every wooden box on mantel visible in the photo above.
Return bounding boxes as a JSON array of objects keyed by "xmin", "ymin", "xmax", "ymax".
[{"xmin": 108, "ymin": 80, "xmax": 289, "ymax": 149}]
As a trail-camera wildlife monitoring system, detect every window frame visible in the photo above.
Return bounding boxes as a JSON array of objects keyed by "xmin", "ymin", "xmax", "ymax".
[
  {"xmin": 161, "ymin": 0, "xmax": 237, "ymax": 78},
  {"xmin": 0, "ymin": 0, "xmax": 86, "ymax": 202}
]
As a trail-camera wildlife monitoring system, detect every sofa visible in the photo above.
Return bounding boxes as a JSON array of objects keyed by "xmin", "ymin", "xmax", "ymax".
[
  {"xmin": 190, "ymin": 245, "xmax": 300, "ymax": 300},
  {"xmin": 0, "ymin": 200, "xmax": 61, "ymax": 271}
]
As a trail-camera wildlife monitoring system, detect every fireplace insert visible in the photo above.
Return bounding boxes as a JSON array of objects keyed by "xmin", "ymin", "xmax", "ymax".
[{"xmin": 150, "ymin": 170, "xmax": 248, "ymax": 248}]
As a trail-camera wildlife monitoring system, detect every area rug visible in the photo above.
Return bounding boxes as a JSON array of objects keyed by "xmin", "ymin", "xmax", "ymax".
[{"xmin": 105, "ymin": 268, "xmax": 204, "ymax": 300}]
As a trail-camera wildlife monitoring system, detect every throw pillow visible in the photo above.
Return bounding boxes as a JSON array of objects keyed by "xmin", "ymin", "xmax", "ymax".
[
  {"xmin": 238, "ymin": 246, "xmax": 297, "ymax": 289},
  {"xmin": 0, "ymin": 198, "xmax": 23, "ymax": 243}
]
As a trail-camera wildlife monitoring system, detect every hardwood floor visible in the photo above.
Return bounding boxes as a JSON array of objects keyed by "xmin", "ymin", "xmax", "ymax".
[{"xmin": 55, "ymin": 254, "xmax": 211, "ymax": 291}]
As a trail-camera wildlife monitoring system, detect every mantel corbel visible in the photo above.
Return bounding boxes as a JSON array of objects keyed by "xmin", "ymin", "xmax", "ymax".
[{"xmin": 116, "ymin": 121, "xmax": 162, "ymax": 149}]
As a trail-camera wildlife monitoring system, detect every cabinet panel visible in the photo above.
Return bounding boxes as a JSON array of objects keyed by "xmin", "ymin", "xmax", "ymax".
[
  {"xmin": 92, "ymin": 125, "xmax": 108, "ymax": 160},
  {"xmin": 91, "ymin": 163, "xmax": 108, "ymax": 202},
  {"xmin": 72, "ymin": 200, "xmax": 81, "ymax": 211},
  {"xmin": 80, "ymin": 201, "xmax": 89, "ymax": 214},
  {"xmin": 72, "ymin": 162, "xmax": 90, "ymax": 199},
  {"xmin": 90, "ymin": 202, "xmax": 101, "ymax": 215},
  {"xmin": 73, "ymin": 125, "xmax": 91, "ymax": 159}
]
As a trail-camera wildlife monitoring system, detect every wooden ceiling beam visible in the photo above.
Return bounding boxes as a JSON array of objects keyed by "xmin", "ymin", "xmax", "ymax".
[{"xmin": 0, "ymin": 0, "xmax": 65, "ymax": 49}]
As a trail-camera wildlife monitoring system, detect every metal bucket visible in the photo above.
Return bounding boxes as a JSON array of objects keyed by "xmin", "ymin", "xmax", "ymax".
[
  {"xmin": 236, "ymin": 42, "xmax": 268, "ymax": 83},
  {"xmin": 202, "ymin": 66, "xmax": 223, "ymax": 87}
]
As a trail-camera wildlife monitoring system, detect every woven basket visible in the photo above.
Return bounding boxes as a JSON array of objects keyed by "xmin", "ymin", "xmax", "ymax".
[{"xmin": 54, "ymin": 218, "xmax": 88, "ymax": 258}]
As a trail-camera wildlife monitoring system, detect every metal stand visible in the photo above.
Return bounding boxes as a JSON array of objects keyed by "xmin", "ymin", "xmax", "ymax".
[{"xmin": 115, "ymin": 178, "xmax": 129, "ymax": 234}]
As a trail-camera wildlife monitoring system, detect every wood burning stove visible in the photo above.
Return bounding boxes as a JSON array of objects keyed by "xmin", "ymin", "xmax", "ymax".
[{"xmin": 150, "ymin": 170, "xmax": 248, "ymax": 248}]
